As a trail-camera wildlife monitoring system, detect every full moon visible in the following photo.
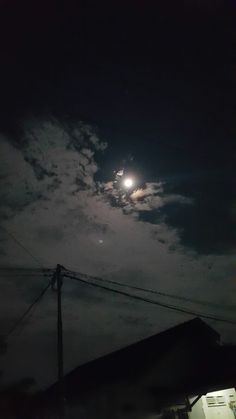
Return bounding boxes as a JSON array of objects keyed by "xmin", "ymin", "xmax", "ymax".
[{"xmin": 123, "ymin": 177, "xmax": 134, "ymax": 188}]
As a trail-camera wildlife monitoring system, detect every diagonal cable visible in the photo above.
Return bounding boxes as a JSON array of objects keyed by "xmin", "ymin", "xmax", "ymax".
[
  {"xmin": 0, "ymin": 226, "xmax": 44, "ymax": 270},
  {"xmin": 64, "ymin": 272, "xmax": 236, "ymax": 326},
  {"xmin": 6, "ymin": 281, "xmax": 51, "ymax": 338},
  {"xmin": 63, "ymin": 267, "xmax": 235, "ymax": 312}
]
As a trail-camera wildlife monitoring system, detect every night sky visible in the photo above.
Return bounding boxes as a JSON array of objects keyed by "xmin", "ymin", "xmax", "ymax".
[{"xmin": 0, "ymin": 0, "xmax": 236, "ymax": 392}]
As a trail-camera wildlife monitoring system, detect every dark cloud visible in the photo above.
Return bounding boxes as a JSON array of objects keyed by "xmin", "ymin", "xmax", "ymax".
[
  {"xmin": 0, "ymin": 118, "xmax": 106, "ymax": 227},
  {"xmin": 36, "ymin": 226, "xmax": 64, "ymax": 243},
  {"xmin": 0, "ymin": 117, "xmax": 236, "ymax": 391}
]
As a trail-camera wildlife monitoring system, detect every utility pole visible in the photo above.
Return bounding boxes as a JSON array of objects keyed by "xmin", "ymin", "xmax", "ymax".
[{"xmin": 55, "ymin": 264, "xmax": 65, "ymax": 419}]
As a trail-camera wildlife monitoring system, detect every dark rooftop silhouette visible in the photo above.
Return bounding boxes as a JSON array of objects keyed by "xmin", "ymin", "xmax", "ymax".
[{"xmin": 47, "ymin": 317, "xmax": 220, "ymax": 397}]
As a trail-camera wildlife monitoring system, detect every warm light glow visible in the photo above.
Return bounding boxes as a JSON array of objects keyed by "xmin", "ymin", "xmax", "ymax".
[{"xmin": 123, "ymin": 177, "xmax": 134, "ymax": 188}]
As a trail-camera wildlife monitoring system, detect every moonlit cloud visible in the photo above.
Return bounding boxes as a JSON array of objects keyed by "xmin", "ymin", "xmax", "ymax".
[
  {"xmin": 0, "ymin": 117, "xmax": 235, "ymax": 390},
  {"xmin": 102, "ymin": 171, "xmax": 193, "ymax": 216}
]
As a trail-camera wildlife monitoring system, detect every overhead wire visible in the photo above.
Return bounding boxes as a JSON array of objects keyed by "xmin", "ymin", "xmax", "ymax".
[
  {"xmin": 1, "ymin": 257, "xmax": 236, "ymax": 340},
  {"xmin": 63, "ymin": 267, "xmax": 235, "ymax": 312},
  {"xmin": 6, "ymin": 280, "xmax": 52, "ymax": 338},
  {"xmin": 0, "ymin": 227, "xmax": 55, "ymax": 337},
  {"xmin": 0, "ymin": 226, "xmax": 43, "ymax": 270},
  {"xmin": 64, "ymin": 271, "xmax": 236, "ymax": 326}
]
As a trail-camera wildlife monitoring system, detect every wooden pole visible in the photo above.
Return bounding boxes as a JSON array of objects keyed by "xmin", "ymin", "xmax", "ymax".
[{"xmin": 56, "ymin": 264, "xmax": 65, "ymax": 419}]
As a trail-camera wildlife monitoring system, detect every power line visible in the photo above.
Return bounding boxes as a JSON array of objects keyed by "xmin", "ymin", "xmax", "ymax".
[
  {"xmin": 2, "ymin": 263, "xmax": 236, "ymax": 340},
  {"xmin": 0, "ymin": 267, "xmax": 53, "ymax": 276},
  {"xmin": 0, "ymin": 226, "xmax": 43, "ymax": 269},
  {"xmin": 64, "ymin": 272, "xmax": 236, "ymax": 326},
  {"xmin": 6, "ymin": 280, "xmax": 51, "ymax": 338},
  {"xmin": 63, "ymin": 267, "xmax": 235, "ymax": 313},
  {"xmin": 0, "ymin": 228, "xmax": 53, "ymax": 335}
]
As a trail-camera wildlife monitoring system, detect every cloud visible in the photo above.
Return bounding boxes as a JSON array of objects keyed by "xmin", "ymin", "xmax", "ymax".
[
  {"xmin": 0, "ymin": 116, "xmax": 234, "ymax": 273},
  {"xmin": 0, "ymin": 117, "xmax": 110, "ymax": 269},
  {"xmin": 101, "ymin": 173, "xmax": 193, "ymax": 223},
  {"xmin": 0, "ymin": 117, "xmax": 236, "ymax": 390},
  {"xmin": 0, "ymin": 117, "xmax": 106, "ymax": 220},
  {"xmin": 102, "ymin": 166, "xmax": 236, "ymax": 255}
]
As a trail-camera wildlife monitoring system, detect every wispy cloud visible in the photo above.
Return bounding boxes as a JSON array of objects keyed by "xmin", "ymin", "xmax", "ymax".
[
  {"xmin": 0, "ymin": 118, "xmax": 235, "ymax": 390},
  {"xmin": 101, "ymin": 170, "xmax": 193, "ymax": 217}
]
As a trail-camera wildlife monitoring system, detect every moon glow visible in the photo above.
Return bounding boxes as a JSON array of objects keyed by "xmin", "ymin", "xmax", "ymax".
[{"xmin": 123, "ymin": 177, "xmax": 134, "ymax": 189}]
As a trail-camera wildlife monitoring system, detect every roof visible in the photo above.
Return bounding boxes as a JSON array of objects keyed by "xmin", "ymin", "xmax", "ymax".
[{"xmin": 47, "ymin": 317, "xmax": 220, "ymax": 398}]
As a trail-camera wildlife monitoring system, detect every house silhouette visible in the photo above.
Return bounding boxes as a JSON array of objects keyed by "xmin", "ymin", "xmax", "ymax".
[{"xmin": 29, "ymin": 318, "xmax": 236, "ymax": 418}]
